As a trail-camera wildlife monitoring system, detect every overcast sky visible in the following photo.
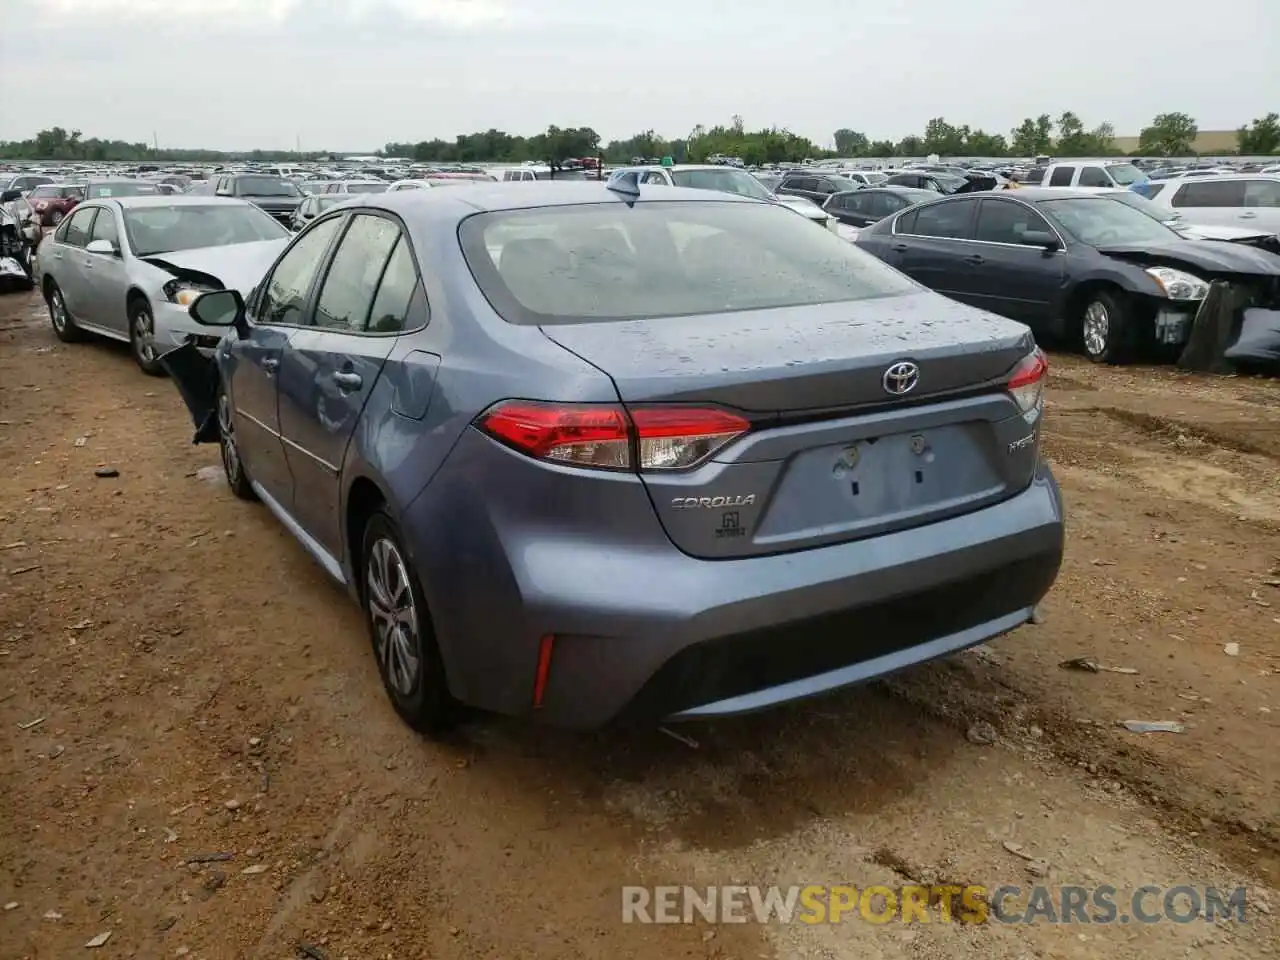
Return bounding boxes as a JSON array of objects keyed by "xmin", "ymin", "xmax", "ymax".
[{"xmin": 2, "ymin": 0, "xmax": 1277, "ymax": 152}]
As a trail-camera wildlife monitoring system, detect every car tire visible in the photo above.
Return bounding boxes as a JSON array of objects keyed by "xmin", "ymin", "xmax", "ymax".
[
  {"xmin": 216, "ymin": 381, "xmax": 256, "ymax": 501},
  {"xmin": 361, "ymin": 511, "xmax": 452, "ymax": 734},
  {"xmin": 50, "ymin": 210, "xmax": 64, "ymax": 226},
  {"xmin": 46, "ymin": 281, "xmax": 83, "ymax": 342},
  {"xmin": 1080, "ymin": 288, "xmax": 1135, "ymax": 364},
  {"xmin": 128, "ymin": 298, "xmax": 165, "ymax": 376}
]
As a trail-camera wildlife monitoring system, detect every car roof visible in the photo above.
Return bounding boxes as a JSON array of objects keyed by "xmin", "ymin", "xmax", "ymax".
[
  {"xmin": 97, "ymin": 195, "xmax": 254, "ymax": 209},
  {"xmin": 982, "ymin": 187, "xmax": 1112, "ymax": 202},
  {"xmin": 344, "ymin": 181, "xmax": 760, "ymax": 218}
]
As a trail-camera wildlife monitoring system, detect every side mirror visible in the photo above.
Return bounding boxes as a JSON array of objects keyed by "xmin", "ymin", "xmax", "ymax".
[
  {"xmin": 85, "ymin": 239, "xmax": 117, "ymax": 256},
  {"xmin": 1022, "ymin": 230, "xmax": 1061, "ymax": 251},
  {"xmin": 189, "ymin": 289, "xmax": 247, "ymax": 337},
  {"xmin": 0, "ymin": 189, "xmax": 21, "ymax": 203}
]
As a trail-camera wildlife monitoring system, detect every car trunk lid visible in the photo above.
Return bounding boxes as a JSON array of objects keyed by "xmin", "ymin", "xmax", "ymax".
[{"xmin": 540, "ymin": 294, "xmax": 1043, "ymax": 559}]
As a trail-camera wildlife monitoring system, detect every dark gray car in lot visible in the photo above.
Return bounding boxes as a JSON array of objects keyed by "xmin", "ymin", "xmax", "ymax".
[
  {"xmin": 162, "ymin": 183, "xmax": 1064, "ymax": 733},
  {"xmin": 855, "ymin": 188, "xmax": 1280, "ymax": 365}
]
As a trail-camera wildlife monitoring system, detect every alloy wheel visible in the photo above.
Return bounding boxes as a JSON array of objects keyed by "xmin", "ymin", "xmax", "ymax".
[
  {"xmin": 132, "ymin": 306, "xmax": 157, "ymax": 364},
  {"xmin": 50, "ymin": 289, "xmax": 66, "ymax": 332},
  {"xmin": 366, "ymin": 537, "xmax": 422, "ymax": 697},
  {"xmin": 1083, "ymin": 301, "xmax": 1110, "ymax": 358},
  {"xmin": 217, "ymin": 391, "xmax": 239, "ymax": 481}
]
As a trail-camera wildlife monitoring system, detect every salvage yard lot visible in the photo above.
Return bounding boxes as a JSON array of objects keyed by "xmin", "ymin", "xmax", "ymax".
[{"xmin": 1, "ymin": 289, "xmax": 1277, "ymax": 960}]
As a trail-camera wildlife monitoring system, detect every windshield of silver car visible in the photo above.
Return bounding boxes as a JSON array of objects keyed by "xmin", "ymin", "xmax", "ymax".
[{"xmin": 123, "ymin": 204, "xmax": 289, "ymax": 256}]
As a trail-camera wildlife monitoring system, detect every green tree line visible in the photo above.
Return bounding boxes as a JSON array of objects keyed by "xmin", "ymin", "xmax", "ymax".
[{"xmin": 4, "ymin": 111, "xmax": 1278, "ymax": 163}]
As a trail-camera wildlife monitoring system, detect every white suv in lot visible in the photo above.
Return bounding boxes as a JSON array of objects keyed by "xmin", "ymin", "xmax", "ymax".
[{"xmin": 1143, "ymin": 174, "xmax": 1280, "ymax": 233}]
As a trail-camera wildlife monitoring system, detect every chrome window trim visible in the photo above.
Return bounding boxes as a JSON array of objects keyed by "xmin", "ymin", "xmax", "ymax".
[{"xmin": 890, "ymin": 195, "xmax": 1068, "ymax": 251}]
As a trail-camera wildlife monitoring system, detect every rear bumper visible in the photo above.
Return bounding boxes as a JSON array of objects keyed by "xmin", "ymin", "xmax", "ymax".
[{"xmin": 409, "ymin": 436, "xmax": 1065, "ymax": 729}]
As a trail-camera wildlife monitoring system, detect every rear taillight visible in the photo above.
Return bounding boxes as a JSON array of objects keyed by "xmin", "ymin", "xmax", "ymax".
[
  {"xmin": 477, "ymin": 401, "xmax": 750, "ymax": 472},
  {"xmin": 1008, "ymin": 348, "xmax": 1047, "ymax": 414}
]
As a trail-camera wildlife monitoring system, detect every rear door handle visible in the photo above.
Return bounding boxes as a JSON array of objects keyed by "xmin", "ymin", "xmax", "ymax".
[
  {"xmin": 963, "ymin": 254, "xmax": 985, "ymax": 265},
  {"xmin": 890, "ymin": 242, "xmax": 908, "ymax": 252},
  {"xmin": 332, "ymin": 371, "xmax": 362, "ymax": 391},
  {"xmin": 261, "ymin": 357, "xmax": 280, "ymax": 374},
  {"xmin": 1238, "ymin": 211, "xmax": 1257, "ymax": 219}
]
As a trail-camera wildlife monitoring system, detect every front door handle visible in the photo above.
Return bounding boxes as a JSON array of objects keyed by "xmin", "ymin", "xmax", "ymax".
[
  {"xmin": 963, "ymin": 254, "xmax": 985, "ymax": 265},
  {"xmin": 1238, "ymin": 211, "xmax": 1257, "ymax": 219},
  {"xmin": 890, "ymin": 242, "xmax": 908, "ymax": 252},
  {"xmin": 332, "ymin": 371, "xmax": 362, "ymax": 391},
  {"xmin": 261, "ymin": 357, "xmax": 280, "ymax": 374}
]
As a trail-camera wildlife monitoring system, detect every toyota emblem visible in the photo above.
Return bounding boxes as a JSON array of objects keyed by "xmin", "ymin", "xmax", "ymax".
[{"xmin": 882, "ymin": 360, "xmax": 919, "ymax": 396}]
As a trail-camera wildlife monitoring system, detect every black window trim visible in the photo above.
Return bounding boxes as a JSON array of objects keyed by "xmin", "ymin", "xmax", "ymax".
[
  {"xmin": 893, "ymin": 196, "xmax": 1067, "ymax": 250},
  {"xmin": 252, "ymin": 208, "xmax": 427, "ymax": 337}
]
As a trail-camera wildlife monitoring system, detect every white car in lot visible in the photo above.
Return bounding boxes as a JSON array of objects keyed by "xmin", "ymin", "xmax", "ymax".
[
  {"xmin": 35, "ymin": 196, "xmax": 290, "ymax": 373},
  {"xmin": 1140, "ymin": 174, "xmax": 1280, "ymax": 234},
  {"xmin": 607, "ymin": 164, "xmax": 838, "ymax": 231}
]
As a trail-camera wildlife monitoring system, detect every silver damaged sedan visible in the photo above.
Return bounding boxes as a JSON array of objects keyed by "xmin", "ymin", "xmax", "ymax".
[{"xmin": 36, "ymin": 195, "xmax": 290, "ymax": 374}]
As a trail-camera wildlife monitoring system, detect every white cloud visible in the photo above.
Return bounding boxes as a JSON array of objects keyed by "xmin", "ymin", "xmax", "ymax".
[{"xmin": 40, "ymin": 0, "xmax": 508, "ymax": 24}]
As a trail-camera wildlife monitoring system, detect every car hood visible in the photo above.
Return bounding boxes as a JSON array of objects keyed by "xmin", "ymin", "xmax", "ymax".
[
  {"xmin": 774, "ymin": 196, "xmax": 827, "ymax": 221},
  {"xmin": 245, "ymin": 196, "xmax": 302, "ymax": 209},
  {"xmin": 139, "ymin": 238, "xmax": 288, "ymax": 292},
  {"xmin": 1176, "ymin": 222, "xmax": 1273, "ymax": 242},
  {"xmin": 1094, "ymin": 239, "xmax": 1280, "ymax": 277}
]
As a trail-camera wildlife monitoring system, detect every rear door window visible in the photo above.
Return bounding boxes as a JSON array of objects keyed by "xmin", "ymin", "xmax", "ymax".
[
  {"xmin": 1242, "ymin": 179, "xmax": 1280, "ymax": 207},
  {"xmin": 312, "ymin": 215, "xmax": 400, "ymax": 331},
  {"xmin": 908, "ymin": 199, "xmax": 979, "ymax": 239},
  {"xmin": 367, "ymin": 237, "xmax": 427, "ymax": 333},
  {"xmin": 1078, "ymin": 166, "xmax": 1111, "ymax": 188},
  {"xmin": 1172, "ymin": 180, "xmax": 1246, "ymax": 207},
  {"xmin": 1048, "ymin": 166, "xmax": 1075, "ymax": 187}
]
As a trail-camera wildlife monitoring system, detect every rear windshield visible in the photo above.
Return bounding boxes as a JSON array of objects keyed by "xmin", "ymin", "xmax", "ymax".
[
  {"xmin": 235, "ymin": 176, "xmax": 300, "ymax": 197},
  {"xmin": 459, "ymin": 200, "xmax": 918, "ymax": 325},
  {"xmin": 86, "ymin": 181, "xmax": 159, "ymax": 199}
]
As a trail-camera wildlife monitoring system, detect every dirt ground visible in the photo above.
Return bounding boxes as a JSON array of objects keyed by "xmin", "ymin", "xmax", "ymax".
[{"xmin": 1, "ymin": 287, "xmax": 1277, "ymax": 960}]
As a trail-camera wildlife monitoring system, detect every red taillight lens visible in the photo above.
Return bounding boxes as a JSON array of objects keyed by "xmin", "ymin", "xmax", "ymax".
[
  {"xmin": 1008, "ymin": 348, "xmax": 1047, "ymax": 414},
  {"xmin": 630, "ymin": 407, "xmax": 750, "ymax": 470},
  {"xmin": 477, "ymin": 401, "xmax": 632, "ymax": 469},
  {"xmin": 477, "ymin": 401, "xmax": 749, "ymax": 471}
]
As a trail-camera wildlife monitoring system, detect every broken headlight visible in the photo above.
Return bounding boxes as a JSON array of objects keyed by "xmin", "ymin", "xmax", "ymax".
[
  {"xmin": 163, "ymin": 278, "xmax": 217, "ymax": 307},
  {"xmin": 1145, "ymin": 266, "xmax": 1208, "ymax": 301}
]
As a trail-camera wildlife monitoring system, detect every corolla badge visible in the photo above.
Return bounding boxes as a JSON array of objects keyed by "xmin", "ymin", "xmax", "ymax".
[{"xmin": 882, "ymin": 360, "xmax": 919, "ymax": 396}]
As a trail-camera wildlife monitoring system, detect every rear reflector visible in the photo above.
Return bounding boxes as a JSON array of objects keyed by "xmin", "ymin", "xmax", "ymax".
[
  {"xmin": 532, "ymin": 634, "xmax": 555, "ymax": 708},
  {"xmin": 477, "ymin": 401, "xmax": 750, "ymax": 471},
  {"xmin": 1007, "ymin": 348, "xmax": 1047, "ymax": 414}
]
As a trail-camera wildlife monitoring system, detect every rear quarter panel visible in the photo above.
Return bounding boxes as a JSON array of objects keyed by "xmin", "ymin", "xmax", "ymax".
[{"xmin": 337, "ymin": 205, "xmax": 623, "ymax": 573}]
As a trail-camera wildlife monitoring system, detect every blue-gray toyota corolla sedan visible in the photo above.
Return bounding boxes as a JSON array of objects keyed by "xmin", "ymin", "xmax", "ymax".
[{"xmin": 161, "ymin": 182, "xmax": 1064, "ymax": 733}]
